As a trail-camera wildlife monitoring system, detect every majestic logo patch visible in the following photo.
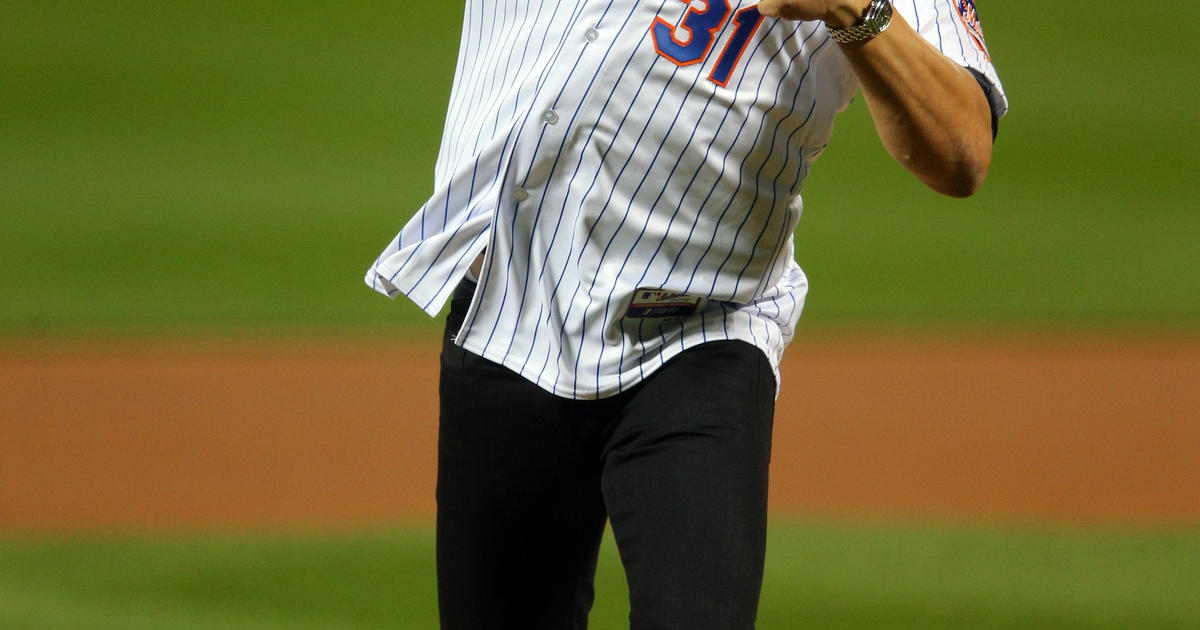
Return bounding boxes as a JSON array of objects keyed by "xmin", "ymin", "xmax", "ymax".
[
  {"xmin": 956, "ymin": 0, "xmax": 990, "ymax": 60},
  {"xmin": 626, "ymin": 289, "xmax": 702, "ymax": 319}
]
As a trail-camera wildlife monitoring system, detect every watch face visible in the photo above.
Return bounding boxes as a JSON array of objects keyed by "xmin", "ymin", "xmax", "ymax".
[
  {"xmin": 869, "ymin": 0, "xmax": 893, "ymax": 31},
  {"xmin": 830, "ymin": 0, "xmax": 893, "ymax": 42}
]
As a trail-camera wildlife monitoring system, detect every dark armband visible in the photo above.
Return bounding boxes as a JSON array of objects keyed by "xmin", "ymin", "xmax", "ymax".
[{"xmin": 967, "ymin": 67, "xmax": 1001, "ymax": 140}]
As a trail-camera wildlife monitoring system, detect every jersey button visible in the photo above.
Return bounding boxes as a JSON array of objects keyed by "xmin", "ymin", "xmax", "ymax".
[
  {"xmin": 541, "ymin": 109, "xmax": 559, "ymax": 125},
  {"xmin": 585, "ymin": 28, "xmax": 600, "ymax": 43},
  {"xmin": 512, "ymin": 187, "xmax": 530, "ymax": 202}
]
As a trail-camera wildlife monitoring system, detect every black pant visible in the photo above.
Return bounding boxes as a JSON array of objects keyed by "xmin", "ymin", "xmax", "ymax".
[{"xmin": 436, "ymin": 282, "xmax": 776, "ymax": 630}]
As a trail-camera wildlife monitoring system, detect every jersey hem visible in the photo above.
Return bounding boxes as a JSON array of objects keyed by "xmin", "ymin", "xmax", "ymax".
[{"xmin": 457, "ymin": 322, "xmax": 785, "ymax": 401}]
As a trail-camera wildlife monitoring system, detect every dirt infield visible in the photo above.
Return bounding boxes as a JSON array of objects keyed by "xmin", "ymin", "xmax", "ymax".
[{"xmin": 2, "ymin": 334, "xmax": 1197, "ymax": 533}]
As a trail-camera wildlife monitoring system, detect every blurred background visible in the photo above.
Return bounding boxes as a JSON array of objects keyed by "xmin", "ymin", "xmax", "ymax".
[{"xmin": 1, "ymin": 1, "xmax": 1197, "ymax": 628}]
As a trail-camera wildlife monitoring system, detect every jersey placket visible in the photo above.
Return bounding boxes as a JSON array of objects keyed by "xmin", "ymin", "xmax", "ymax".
[{"xmin": 459, "ymin": 3, "xmax": 653, "ymax": 385}]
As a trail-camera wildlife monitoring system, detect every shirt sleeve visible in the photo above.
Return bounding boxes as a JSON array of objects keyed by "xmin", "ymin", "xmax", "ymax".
[{"xmin": 896, "ymin": 0, "xmax": 1008, "ymax": 120}]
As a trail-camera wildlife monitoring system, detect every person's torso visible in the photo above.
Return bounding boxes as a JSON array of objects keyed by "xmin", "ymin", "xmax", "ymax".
[{"xmin": 365, "ymin": 0, "xmax": 1005, "ymax": 398}]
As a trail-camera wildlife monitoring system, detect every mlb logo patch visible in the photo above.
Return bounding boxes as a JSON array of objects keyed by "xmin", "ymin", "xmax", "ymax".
[{"xmin": 956, "ymin": 0, "xmax": 990, "ymax": 60}]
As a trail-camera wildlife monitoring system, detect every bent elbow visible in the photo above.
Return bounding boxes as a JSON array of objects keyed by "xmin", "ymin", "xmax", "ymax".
[
  {"xmin": 898, "ymin": 135, "xmax": 993, "ymax": 198},
  {"xmin": 937, "ymin": 164, "xmax": 987, "ymax": 198},
  {"xmin": 930, "ymin": 149, "xmax": 991, "ymax": 198}
]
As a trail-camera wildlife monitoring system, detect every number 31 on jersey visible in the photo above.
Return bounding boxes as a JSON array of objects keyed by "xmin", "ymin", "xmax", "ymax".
[{"xmin": 651, "ymin": 1, "xmax": 765, "ymax": 87}]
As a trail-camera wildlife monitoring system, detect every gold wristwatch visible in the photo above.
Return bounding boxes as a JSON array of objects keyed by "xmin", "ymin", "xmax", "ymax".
[{"xmin": 828, "ymin": 0, "xmax": 894, "ymax": 44}]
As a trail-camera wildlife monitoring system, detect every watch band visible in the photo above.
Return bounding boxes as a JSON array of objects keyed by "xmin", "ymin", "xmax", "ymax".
[{"xmin": 828, "ymin": 0, "xmax": 894, "ymax": 44}]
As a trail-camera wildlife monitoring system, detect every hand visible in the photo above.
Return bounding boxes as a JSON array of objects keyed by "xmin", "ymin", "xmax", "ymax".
[{"xmin": 757, "ymin": 0, "xmax": 869, "ymax": 29}]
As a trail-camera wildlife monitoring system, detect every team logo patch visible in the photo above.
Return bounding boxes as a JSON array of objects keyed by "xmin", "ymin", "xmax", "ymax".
[
  {"xmin": 626, "ymin": 289, "xmax": 702, "ymax": 319},
  {"xmin": 955, "ymin": 0, "xmax": 990, "ymax": 59}
]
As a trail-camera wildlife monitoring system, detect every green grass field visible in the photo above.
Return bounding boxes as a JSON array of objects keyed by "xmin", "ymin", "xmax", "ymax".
[
  {"xmin": 3, "ymin": 522, "xmax": 1198, "ymax": 630},
  {"xmin": 2, "ymin": 2, "xmax": 1198, "ymax": 628}
]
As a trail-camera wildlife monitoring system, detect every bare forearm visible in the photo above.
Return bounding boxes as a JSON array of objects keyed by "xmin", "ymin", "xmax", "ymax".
[
  {"xmin": 760, "ymin": 0, "xmax": 995, "ymax": 197},
  {"xmin": 839, "ymin": 10, "xmax": 993, "ymax": 197}
]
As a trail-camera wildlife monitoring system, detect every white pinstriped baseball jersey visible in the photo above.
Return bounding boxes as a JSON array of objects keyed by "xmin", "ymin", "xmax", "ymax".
[{"xmin": 366, "ymin": 0, "xmax": 1008, "ymax": 399}]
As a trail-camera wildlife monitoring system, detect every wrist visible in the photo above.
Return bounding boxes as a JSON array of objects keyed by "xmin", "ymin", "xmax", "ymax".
[
  {"xmin": 823, "ymin": 0, "xmax": 873, "ymax": 30},
  {"xmin": 826, "ymin": 0, "xmax": 894, "ymax": 44}
]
